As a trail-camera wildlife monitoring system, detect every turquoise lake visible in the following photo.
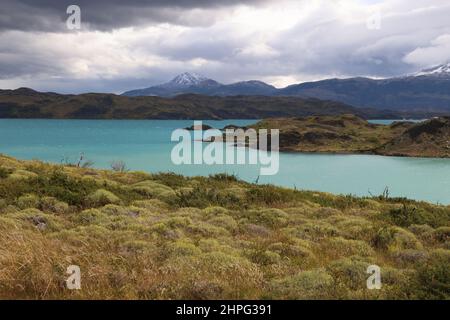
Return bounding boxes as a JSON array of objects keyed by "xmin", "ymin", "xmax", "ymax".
[{"xmin": 0, "ymin": 119, "xmax": 449, "ymax": 204}]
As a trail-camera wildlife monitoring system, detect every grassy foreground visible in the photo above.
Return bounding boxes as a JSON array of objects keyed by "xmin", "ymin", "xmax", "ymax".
[{"xmin": 0, "ymin": 154, "xmax": 449, "ymax": 299}]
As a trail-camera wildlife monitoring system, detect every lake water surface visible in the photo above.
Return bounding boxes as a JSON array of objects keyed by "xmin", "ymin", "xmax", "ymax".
[{"xmin": 1, "ymin": 119, "xmax": 449, "ymax": 204}]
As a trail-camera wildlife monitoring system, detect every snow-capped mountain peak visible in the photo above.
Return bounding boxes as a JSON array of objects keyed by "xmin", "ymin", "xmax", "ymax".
[
  {"xmin": 413, "ymin": 63, "xmax": 450, "ymax": 78},
  {"xmin": 167, "ymin": 72, "xmax": 210, "ymax": 86}
]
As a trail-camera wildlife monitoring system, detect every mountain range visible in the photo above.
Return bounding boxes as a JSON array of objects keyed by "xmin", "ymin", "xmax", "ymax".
[
  {"xmin": 122, "ymin": 64, "xmax": 450, "ymax": 113},
  {"xmin": 123, "ymin": 72, "xmax": 278, "ymax": 97},
  {"xmin": 0, "ymin": 88, "xmax": 411, "ymax": 120}
]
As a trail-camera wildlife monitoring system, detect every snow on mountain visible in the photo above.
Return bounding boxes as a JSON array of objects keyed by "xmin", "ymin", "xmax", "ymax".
[
  {"xmin": 122, "ymin": 64, "xmax": 450, "ymax": 106},
  {"xmin": 412, "ymin": 63, "xmax": 450, "ymax": 78},
  {"xmin": 164, "ymin": 72, "xmax": 218, "ymax": 87}
]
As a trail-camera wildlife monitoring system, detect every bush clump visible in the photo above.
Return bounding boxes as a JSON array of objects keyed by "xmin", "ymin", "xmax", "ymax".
[
  {"xmin": 207, "ymin": 215, "xmax": 238, "ymax": 232},
  {"xmin": 413, "ymin": 249, "xmax": 450, "ymax": 299},
  {"xmin": 319, "ymin": 237, "xmax": 375, "ymax": 259},
  {"xmin": 327, "ymin": 257, "xmax": 371, "ymax": 291},
  {"xmin": 8, "ymin": 169, "xmax": 38, "ymax": 180},
  {"xmin": 156, "ymin": 252, "xmax": 262, "ymax": 299},
  {"xmin": 40, "ymin": 196, "xmax": 69, "ymax": 214},
  {"xmin": 72, "ymin": 208, "xmax": 109, "ymax": 225},
  {"xmin": 130, "ymin": 180, "xmax": 175, "ymax": 200},
  {"xmin": 384, "ymin": 204, "xmax": 449, "ymax": 228},
  {"xmin": 246, "ymin": 249, "xmax": 281, "ymax": 265},
  {"xmin": 0, "ymin": 166, "xmax": 11, "ymax": 178},
  {"xmin": 269, "ymin": 269, "xmax": 334, "ymax": 299},
  {"xmin": 242, "ymin": 208, "xmax": 289, "ymax": 228},
  {"xmin": 16, "ymin": 194, "xmax": 40, "ymax": 209},
  {"xmin": 373, "ymin": 226, "xmax": 423, "ymax": 253},
  {"xmin": 433, "ymin": 227, "xmax": 450, "ymax": 243},
  {"xmin": 86, "ymin": 189, "xmax": 120, "ymax": 207}
]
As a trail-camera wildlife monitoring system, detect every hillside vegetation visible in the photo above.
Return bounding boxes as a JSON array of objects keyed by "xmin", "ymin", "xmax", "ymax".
[
  {"xmin": 0, "ymin": 154, "xmax": 449, "ymax": 299},
  {"xmin": 0, "ymin": 88, "xmax": 427, "ymax": 120},
  {"xmin": 249, "ymin": 115, "xmax": 450, "ymax": 157}
]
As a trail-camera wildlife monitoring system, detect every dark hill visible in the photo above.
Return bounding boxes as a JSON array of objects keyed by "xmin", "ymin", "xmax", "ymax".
[
  {"xmin": 245, "ymin": 115, "xmax": 450, "ymax": 157},
  {"xmin": 375, "ymin": 117, "xmax": 450, "ymax": 157},
  {"xmin": 0, "ymin": 88, "xmax": 402, "ymax": 120},
  {"xmin": 277, "ymin": 76, "xmax": 450, "ymax": 112}
]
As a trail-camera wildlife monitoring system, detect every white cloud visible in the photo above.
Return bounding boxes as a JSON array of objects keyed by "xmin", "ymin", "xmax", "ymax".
[
  {"xmin": 403, "ymin": 34, "xmax": 450, "ymax": 67},
  {"xmin": 1, "ymin": 0, "xmax": 450, "ymax": 93}
]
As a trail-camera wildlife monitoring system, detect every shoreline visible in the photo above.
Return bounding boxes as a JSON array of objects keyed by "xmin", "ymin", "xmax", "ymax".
[{"xmin": 2, "ymin": 152, "xmax": 449, "ymax": 205}]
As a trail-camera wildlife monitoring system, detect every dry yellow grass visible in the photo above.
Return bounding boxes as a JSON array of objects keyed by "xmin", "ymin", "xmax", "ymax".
[{"xmin": 0, "ymin": 154, "xmax": 448, "ymax": 299}]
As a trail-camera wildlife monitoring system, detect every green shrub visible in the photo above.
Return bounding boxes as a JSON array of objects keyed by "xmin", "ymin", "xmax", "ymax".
[
  {"xmin": 151, "ymin": 172, "xmax": 187, "ymax": 188},
  {"xmin": 296, "ymin": 221, "xmax": 340, "ymax": 241},
  {"xmin": 209, "ymin": 173, "xmax": 239, "ymax": 182},
  {"xmin": 33, "ymin": 170, "xmax": 98, "ymax": 206},
  {"xmin": 8, "ymin": 169, "xmax": 38, "ymax": 180},
  {"xmin": 246, "ymin": 249, "xmax": 281, "ymax": 265},
  {"xmin": 0, "ymin": 167, "xmax": 11, "ymax": 178},
  {"xmin": 269, "ymin": 241, "xmax": 314, "ymax": 260},
  {"xmin": 197, "ymin": 239, "xmax": 238, "ymax": 256},
  {"xmin": 408, "ymin": 224, "xmax": 435, "ymax": 243},
  {"xmin": 269, "ymin": 269, "xmax": 334, "ymax": 299},
  {"xmin": 131, "ymin": 199, "xmax": 168, "ymax": 211},
  {"xmin": 164, "ymin": 216, "xmax": 193, "ymax": 228},
  {"xmin": 150, "ymin": 222, "xmax": 183, "ymax": 239},
  {"xmin": 433, "ymin": 227, "xmax": 450, "ymax": 243},
  {"xmin": 120, "ymin": 240, "xmax": 153, "ymax": 254},
  {"xmin": 241, "ymin": 208, "xmax": 289, "ymax": 228},
  {"xmin": 40, "ymin": 196, "xmax": 69, "ymax": 214},
  {"xmin": 202, "ymin": 206, "xmax": 229, "ymax": 216},
  {"xmin": 157, "ymin": 252, "xmax": 262, "ymax": 299},
  {"xmin": 327, "ymin": 257, "xmax": 371, "ymax": 291},
  {"xmin": 384, "ymin": 204, "xmax": 449, "ymax": 228},
  {"xmin": 12, "ymin": 208, "xmax": 65, "ymax": 232},
  {"xmin": 166, "ymin": 240, "xmax": 202, "ymax": 257},
  {"xmin": 207, "ymin": 215, "xmax": 238, "ymax": 232},
  {"xmin": 173, "ymin": 186, "xmax": 243, "ymax": 209},
  {"xmin": 0, "ymin": 205, "xmax": 19, "ymax": 214},
  {"xmin": 81, "ymin": 176, "xmax": 121, "ymax": 188},
  {"xmin": 16, "ymin": 194, "xmax": 40, "ymax": 209},
  {"xmin": 0, "ymin": 198, "xmax": 7, "ymax": 210},
  {"xmin": 392, "ymin": 249, "xmax": 429, "ymax": 267},
  {"xmin": 312, "ymin": 207, "xmax": 342, "ymax": 219},
  {"xmin": 130, "ymin": 180, "xmax": 175, "ymax": 199},
  {"xmin": 320, "ymin": 237, "xmax": 375, "ymax": 258},
  {"xmin": 373, "ymin": 226, "xmax": 423, "ymax": 252},
  {"xmin": 186, "ymin": 222, "xmax": 229, "ymax": 237},
  {"xmin": 245, "ymin": 185, "xmax": 294, "ymax": 206},
  {"xmin": 414, "ymin": 249, "xmax": 450, "ymax": 299},
  {"xmin": 86, "ymin": 189, "xmax": 120, "ymax": 207},
  {"xmin": 219, "ymin": 187, "xmax": 247, "ymax": 201},
  {"xmin": 331, "ymin": 216, "xmax": 375, "ymax": 241},
  {"xmin": 241, "ymin": 223, "xmax": 271, "ymax": 238},
  {"xmin": 72, "ymin": 209, "xmax": 109, "ymax": 225}
]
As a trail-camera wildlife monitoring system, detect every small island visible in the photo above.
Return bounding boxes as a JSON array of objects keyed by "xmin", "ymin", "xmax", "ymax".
[{"xmin": 225, "ymin": 114, "xmax": 450, "ymax": 158}]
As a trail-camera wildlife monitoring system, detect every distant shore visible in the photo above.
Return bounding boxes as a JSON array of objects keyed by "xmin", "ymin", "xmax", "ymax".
[{"xmin": 216, "ymin": 115, "xmax": 450, "ymax": 158}]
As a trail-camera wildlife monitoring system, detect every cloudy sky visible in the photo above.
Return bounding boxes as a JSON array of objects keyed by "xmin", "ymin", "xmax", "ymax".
[{"xmin": 0, "ymin": 0, "xmax": 449, "ymax": 93}]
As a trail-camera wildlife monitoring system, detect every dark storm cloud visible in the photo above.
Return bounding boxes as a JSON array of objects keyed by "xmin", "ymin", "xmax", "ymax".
[
  {"xmin": 0, "ymin": 0, "xmax": 271, "ymax": 31},
  {"xmin": 1, "ymin": 0, "xmax": 450, "ymax": 94}
]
